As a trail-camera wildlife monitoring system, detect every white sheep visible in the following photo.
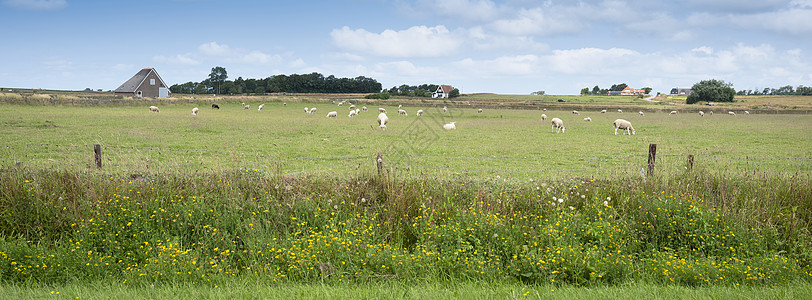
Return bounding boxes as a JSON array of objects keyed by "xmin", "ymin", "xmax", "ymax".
[
  {"xmin": 699, "ymin": 111, "xmax": 705, "ymax": 117},
  {"xmin": 618, "ymin": 109, "xmax": 623, "ymax": 113},
  {"xmin": 745, "ymin": 111, "xmax": 750, "ymax": 115},
  {"xmin": 242, "ymin": 103, "xmax": 249, "ymax": 110},
  {"xmin": 443, "ymin": 121, "xmax": 456, "ymax": 130},
  {"xmin": 398, "ymin": 104, "xmax": 402, "ymax": 109},
  {"xmin": 304, "ymin": 107, "xmax": 310, "ymax": 114},
  {"xmin": 192, "ymin": 107, "xmax": 199, "ymax": 116},
  {"xmin": 543, "ymin": 108, "xmax": 547, "ymax": 112},
  {"xmin": 541, "ymin": 113, "xmax": 547, "ymax": 121},
  {"xmin": 584, "ymin": 117, "xmax": 592, "ymax": 122},
  {"xmin": 728, "ymin": 111, "xmax": 736, "ymax": 116},
  {"xmin": 669, "ymin": 111, "xmax": 677, "ymax": 115},
  {"xmin": 337, "ymin": 101, "xmax": 344, "ymax": 106},
  {"xmin": 378, "ymin": 108, "xmax": 386, "ymax": 113},
  {"xmin": 348, "ymin": 110, "xmax": 358, "ymax": 117},
  {"xmin": 551, "ymin": 118, "xmax": 565, "ymax": 133},
  {"xmin": 258, "ymin": 104, "xmax": 265, "ymax": 111},
  {"xmin": 613, "ymin": 119, "xmax": 635, "ymax": 135},
  {"xmin": 600, "ymin": 109, "xmax": 607, "ymax": 114},
  {"xmin": 355, "ymin": 108, "xmax": 360, "ymax": 114},
  {"xmin": 362, "ymin": 106, "xmax": 368, "ymax": 112},
  {"xmin": 416, "ymin": 109, "xmax": 424, "ymax": 116},
  {"xmin": 477, "ymin": 109, "xmax": 483, "ymax": 113},
  {"xmin": 443, "ymin": 106, "xmax": 448, "ymax": 113},
  {"xmin": 283, "ymin": 103, "xmax": 287, "ymax": 107},
  {"xmin": 309, "ymin": 107, "xmax": 317, "ymax": 114},
  {"xmin": 327, "ymin": 111, "xmax": 337, "ymax": 118},
  {"xmin": 572, "ymin": 110, "xmax": 580, "ymax": 115},
  {"xmin": 148, "ymin": 106, "xmax": 160, "ymax": 113},
  {"xmin": 398, "ymin": 109, "xmax": 407, "ymax": 116},
  {"xmin": 349, "ymin": 104, "xmax": 356, "ymax": 110},
  {"xmin": 709, "ymin": 111, "xmax": 714, "ymax": 115},
  {"xmin": 377, "ymin": 112, "xmax": 389, "ymax": 130},
  {"xmin": 638, "ymin": 111, "xmax": 645, "ymax": 116}
]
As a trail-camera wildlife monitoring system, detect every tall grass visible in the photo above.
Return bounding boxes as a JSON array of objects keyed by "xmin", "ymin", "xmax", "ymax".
[{"xmin": 1, "ymin": 166, "xmax": 809, "ymax": 286}]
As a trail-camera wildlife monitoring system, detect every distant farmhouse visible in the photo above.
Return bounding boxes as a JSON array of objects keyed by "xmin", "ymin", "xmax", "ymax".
[
  {"xmin": 608, "ymin": 86, "xmax": 646, "ymax": 96},
  {"xmin": 114, "ymin": 68, "xmax": 170, "ymax": 98},
  {"xmin": 670, "ymin": 88, "xmax": 692, "ymax": 96},
  {"xmin": 432, "ymin": 85, "xmax": 453, "ymax": 98}
]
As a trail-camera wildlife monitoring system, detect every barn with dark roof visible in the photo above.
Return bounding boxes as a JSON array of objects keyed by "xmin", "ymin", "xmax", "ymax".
[{"xmin": 114, "ymin": 68, "xmax": 170, "ymax": 98}]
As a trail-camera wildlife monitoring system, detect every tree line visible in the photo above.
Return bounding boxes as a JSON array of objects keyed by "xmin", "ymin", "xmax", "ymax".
[
  {"xmin": 579, "ymin": 83, "xmax": 651, "ymax": 95},
  {"xmin": 169, "ymin": 67, "xmax": 382, "ymax": 95},
  {"xmin": 736, "ymin": 85, "xmax": 812, "ymax": 96}
]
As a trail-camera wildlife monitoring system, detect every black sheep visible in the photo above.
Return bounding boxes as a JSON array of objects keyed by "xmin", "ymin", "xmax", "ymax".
[{"xmin": 212, "ymin": 104, "xmax": 220, "ymax": 109}]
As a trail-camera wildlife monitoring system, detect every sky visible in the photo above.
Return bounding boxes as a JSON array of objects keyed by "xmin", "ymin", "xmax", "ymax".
[{"xmin": 1, "ymin": 0, "xmax": 811, "ymax": 95}]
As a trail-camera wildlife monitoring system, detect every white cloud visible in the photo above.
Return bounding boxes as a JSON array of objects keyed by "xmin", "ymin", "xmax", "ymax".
[
  {"xmin": 489, "ymin": 7, "xmax": 585, "ymax": 36},
  {"xmin": 453, "ymin": 55, "xmax": 539, "ymax": 76},
  {"xmin": 198, "ymin": 42, "xmax": 231, "ymax": 56},
  {"xmin": 153, "ymin": 54, "xmax": 200, "ymax": 65},
  {"xmin": 729, "ymin": 8, "xmax": 812, "ymax": 34},
  {"xmin": 2, "ymin": 0, "xmax": 66, "ymax": 10},
  {"xmin": 543, "ymin": 48, "xmax": 641, "ymax": 75},
  {"xmin": 288, "ymin": 59, "xmax": 306, "ymax": 68},
  {"xmin": 330, "ymin": 25, "xmax": 461, "ymax": 58},
  {"xmin": 419, "ymin": 0, "xmax": 501, "ymax": 22}
]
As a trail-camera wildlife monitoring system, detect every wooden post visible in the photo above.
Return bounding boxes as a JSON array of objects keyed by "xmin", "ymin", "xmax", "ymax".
[
  {"xmin": 376, "ymin": 154, "xmax": 383, "ymax": 174},
  {"xmin": 94, "ymin": 144, "xmax": 102, "ymax": 168},
  {"xmin": 687, "ymin": 154, "xmax": 694, "ymax": 171},
  {"xmin": 647, "ymin": 143, "xmax": 656, "ymax": 177}
]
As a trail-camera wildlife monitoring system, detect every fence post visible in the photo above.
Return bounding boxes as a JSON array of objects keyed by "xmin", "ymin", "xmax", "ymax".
[
  {"xmin": 687, "ymin": 154, "xmax": 694, "ymax": 171},
  {"xmin": 376, "ymin": 154, "xmax": 383, "ymax": 174},
  {"xmin": 647, "ymin": 143, "xmax": 656, "ymax": 177},
  {"xmin": 94, "ymin": 144, "xmax": 102, "ymax": 168}
]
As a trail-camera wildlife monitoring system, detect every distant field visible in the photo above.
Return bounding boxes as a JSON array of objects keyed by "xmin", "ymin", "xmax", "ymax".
[{"xmin": 0, "ymin": 99, "xmax": 809, "ymax": 178}]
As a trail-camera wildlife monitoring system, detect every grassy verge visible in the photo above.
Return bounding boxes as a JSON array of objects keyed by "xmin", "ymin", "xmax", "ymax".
[{"xmin": 1, "ymin": 168, "xmax": 809, "ymax": 287}]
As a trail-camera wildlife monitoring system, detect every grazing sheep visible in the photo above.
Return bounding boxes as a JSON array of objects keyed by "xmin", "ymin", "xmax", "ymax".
[
  {"xmin": 443, "ymin": 121, "xmax": 456, "ymax": 130},
  {"xmin": 416, "ymin": 109, "xmax": 424, "ymax": 116},
  {"xmin": 541, "ymin": 113, "xmax": 547, "ymax": 121},
  {"xmin": 211, "ymin": 104, "xmax": 220, "ymax": 109},
  {"xmin": 398, "ymin": 109, "xmax": 407, "ymax": 116},
  {"xmin": 242, "ymin": 103, "xmax": 249, "ymax": 110},
  {"xmin": 709, "ymin": 111, "xmax": 714, "ymax": 115},
  {"xmin": 355, "ymin": 108, "xmax": 360, "ymax": 114},
  {"xmin": 551, "ymin": 118, "xmax": 565, "ymax": 133},
  {"xmin": 348, "ymin": 110, "xmax": 358, "ymax": 117},
  {"xmin": 377, "ymin": 112, "xmax": 389, "ymax": 130},
  {"xmin": 639, "ymin": 111, "xmax": 645, "ymax": 116},
  {"xmin": 337, "ymin": 101, "xmax": 344, "ymax": 106},
  {"xmin": 398, "ymin": 104, "xmax": 402, "ymax": 109},
  {"xmin": 327, "ymin": 111, "xmax": 338, "ymax": 118},
  {"xmin": 443, "ymin": 106, "xmax": 448, "ymax": 113},
  {"xmin": 148, "ymin": 106, "xmax": 160, "ymax": 113},
  {"xmin": 600, "ymin": 109, "xmax": 607, "ymax": 114},
  {"xmin": 618, "ymin": 109, "xmax": 623, "ymax": 113},
  {"xmin": 192, "ymin": 107, "xmax": 199, "ymax": 116},
  {"xmin": 745, "ymin": 111, "xmax": 750, "ymax": 115},
  {"xmin": 613, "ymin": 119, "xmax": 636, "ymax": 135},
  {"xmin": 283, "ymin": 103, "xmax": 287, "ymax": 107},
  {"xmin": 309, "ymin": 107, "xmax": 317, "ymax": 114},
  {"xmin": 543, "ymin": 108, "xmax": 547, "ymax": 112},
  {"xmin": 572, "ymin": 110, "xmax": 580, "ymax": 115},
  {"xmin": 258, "ymin": 104, "xmax": 265, "ymax": 111},
  {"xmin": 304, "ymin": 107, "xmax": 310, "ymax": 114},
  {"xmin": 378, "ymin": 108, "xmax": 386, "ymax": 113},
  {"xmin": 349, "ymin": 104, "xmax": 356, "ymax": 110},
  {"xmin": 477, "ymin": 109, "xmax": 483, "ymax": 114},
  {"xmin": 362, "ymin": 106, "xmax": 368, "ymax": 112},
  {"xmin": 584, "ymin": 117, "xmax": 592, "ymax": 122},
  {"xmin": 728, "ymin": 111, "xmax": 736, "ymax": 116},
  {"xmin": 670, "ymin": 111, "xmax": 677, "ymax": 115},
  {"xmin": 699, "ymin": 111, "xmax": 705, "ymax": 117}
]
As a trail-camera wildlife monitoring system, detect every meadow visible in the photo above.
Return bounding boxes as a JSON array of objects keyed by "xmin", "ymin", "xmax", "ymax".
[{"xmin": 0, "ymin": 95, "xmax": 811, "ymax": 296}]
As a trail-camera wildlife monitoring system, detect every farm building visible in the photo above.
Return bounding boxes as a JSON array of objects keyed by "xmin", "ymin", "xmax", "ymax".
[
  {"xmin": 670, "ymin": 88, "xmax": 692, "ymax": 96},
  {"xmin": 432, "ymin": 85, "xmax": 453, "ymax": 98},
  {"xmin": 114, "ymin": 68, "xmax": 170, "ymax": 98},
  {"xmin": 620, "ymin": 86, "xmax": 646, "ymax": 95}
]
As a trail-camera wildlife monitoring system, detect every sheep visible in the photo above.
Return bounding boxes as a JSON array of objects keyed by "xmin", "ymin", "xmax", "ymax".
[
  {"xmin": 639, "ymin": 111, "xmax": 645, "ymax": 116},
  {"xmin": 362, "ymin": 106, "xmax": 368, "ymax": 112},
  {"xmin": 337, "ymin": 101, "xmax": 344, "ymax": 106},
  {"xmin": 600, "ymin": 109, "xmax": 607, "ymax": 114},
  {"xmin": 443, "ymin": 106, "xmax": 448, "ymax": 113},
  {"xmin": 349, "ymin": 104, "xmax": 356, "ymax": 110},
  {"xmin": 728, "ymin": 111, "xmax": 736, "ymax": 116},
  {"xmin": 572, "ymin": 110, "xmax": 580, "ymax": 115},
  {"xmin": 148, "ymin": 106, "xmax": 160, "ymax": 113},
  {"xmin": 242, "ymin": 103, "xmax": 249, "ymax": 110},
  {"xmin": 192, "ymin": 107, "xmax": 199, "ymax": 116},
  {"xmin": 211, "ymin": 104, "xmax": 220, "ymax": 109},
  {"xmin": 443, "ymin": 121, "xmax": 456, "ymax": 130},
  {"xmin": 258, "ymin": 104, "xmax": 265, "ymax": 111},
  {"xmin": 416, "ymin": 109, "xmax": 424, "ymax": 116},
  {"xmin": 699, "ymin": 111, "xmax": 705, "ymax": 117},
  {"xmin": 543, "ymin": 108, "xmax": 547, "ymax": 111},
  {"xmin": 613, "ymin": 119, "xmax": 636, "ymax": 135},
  {"xmin": 304, "ymin": 107, "xmax": 310, "ymax": 114},
  {"xmin": 348, "ymin": 110, "xmax": 358, "ymax": 117},
  {"xmin": 477, "ymin": 109, "xmax": 483, "ymax": 114},
  {"xmin": 398, "ymin": 104, "xmax": 402, "ymax": 109},
  {"xmin": 355, "ymin": 109, "xmax": 360, "ymax": 114},
  {"xmin": 377, "ymin": 112, "xmax": 389, "ymax": 130},
  {"xmin": 618, "ymin": 109, "xmax": 623, "ymax": 113},
  {"xmin": 745, "ymin": 111, "xmax": 750, "ymax": 115},
  {"xmin": 326, "ymin": 111, "xmax": 338, "ymax": 118},
  {"xmin": 541, "ymin": 113, "xmax": 547, "ymax": 121},
  {"xmin": 709, "ymin": 111, "xmax": 714, "ymax": 115},
  {"xmin": 551, "ymin": 118, "xmax": 565, "ymax": 133},
  {"xmin": 584, "ymin": 117, "xmax": 592, "ymax": 122},
  {"xmin": 309, "ymin": 107, "xmax": 317, "ymax": 114},
  {"xmin": 398, "ymin": 109, "xmax": 407, "ymax": 116},
  {"xmin": 669, "ymin": 111, "xmax": 677, "ymax": 115},
  {"xmin": 283, "ymin": 103, "xmax": 287, "ymax": 107},
  {"xmin": 378, "ymin": 108, "xmax": 386, "ymax": 113}
]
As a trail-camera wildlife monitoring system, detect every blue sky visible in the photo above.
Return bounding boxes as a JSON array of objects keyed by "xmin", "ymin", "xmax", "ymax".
[{"xmin": 1, "ymin": 0, "xmax": 810, "ymax": 94}]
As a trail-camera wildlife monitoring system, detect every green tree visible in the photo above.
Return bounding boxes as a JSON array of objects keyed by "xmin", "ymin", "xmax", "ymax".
[
  {"xmin": 580, "ymin": 87, "xmax": 590, "ymax": 95},
  {"xmin": 610, "ymin": 83, "xmax": 627, "ymax": 91},
  {"xmin": 592, "ymin": 85, "xmax": 600, "ymax": 94},
  {"xmin": 531, "ymin": 90, "xmax": 545, "ymax": 95},
  {"xmin": 208, "ymin": 66, "xmax": 228, "ymax": 94},
  {"xmin": 686, "ymin": 79, "xmax": 735, "ymax": 104},
  {"xmin": 643, "ymin": 87, "xmax": 652, "ymax": 94},
  {"xmin": 449, "ymin": 88, "xmax": 460, "ymax": 98}
]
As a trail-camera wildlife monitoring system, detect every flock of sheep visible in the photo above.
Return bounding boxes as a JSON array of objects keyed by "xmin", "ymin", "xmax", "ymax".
[{"xmin": 148, "ymin": 102, "xmax": 750, "ymax": 135}]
